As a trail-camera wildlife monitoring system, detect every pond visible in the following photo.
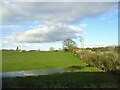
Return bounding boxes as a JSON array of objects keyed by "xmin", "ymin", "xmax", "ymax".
[{"xmin": 0, "ymin": 68, "xmax": 64, "ymax": 78}]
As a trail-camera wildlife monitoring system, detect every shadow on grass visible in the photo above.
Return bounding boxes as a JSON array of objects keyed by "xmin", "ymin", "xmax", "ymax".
[{"xmin": 2, "ymin": 72, "xmax": 120, "ymax": 88}]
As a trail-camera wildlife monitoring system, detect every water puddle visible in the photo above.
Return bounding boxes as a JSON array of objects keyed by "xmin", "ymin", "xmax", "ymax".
[{"xmin": 0, "ymin": 68, "xmax": 64, "ymax": 78}]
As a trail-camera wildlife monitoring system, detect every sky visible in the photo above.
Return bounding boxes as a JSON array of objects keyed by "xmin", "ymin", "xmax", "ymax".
[{"xmin": 0, "ymin": 0, "xmax": 119, "ymax": 51}]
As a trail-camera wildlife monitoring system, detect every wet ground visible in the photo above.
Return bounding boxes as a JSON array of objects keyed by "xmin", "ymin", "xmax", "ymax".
[{"xmin": 0, "ymin": 68, "xmax": 64, "ymax": 78}]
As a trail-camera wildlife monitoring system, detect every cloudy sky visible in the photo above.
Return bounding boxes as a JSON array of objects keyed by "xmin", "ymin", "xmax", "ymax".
[{"xmin": 0, "ymin": 0, "xmax": 118, "ymax": 50}]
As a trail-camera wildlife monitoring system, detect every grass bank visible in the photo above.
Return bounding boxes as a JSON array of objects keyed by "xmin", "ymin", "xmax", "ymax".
[
  {"xmin": 2, "ymin": 51, "xmax": 119, "ymax": 88},
  {"xmin": 3, "ymin": 72, "xmax": 119, "ymax": 88},
  {"xmin": 2, "ymin": 51, "xmax": 87, "ymax": 72}
]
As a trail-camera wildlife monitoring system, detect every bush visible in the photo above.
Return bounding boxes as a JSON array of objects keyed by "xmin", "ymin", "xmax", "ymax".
[{"xmin": 73, "ymin": 48, "xmax": 120, "ymax": 72}]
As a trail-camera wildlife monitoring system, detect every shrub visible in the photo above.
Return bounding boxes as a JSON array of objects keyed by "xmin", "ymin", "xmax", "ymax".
[{"xmin": 73, "ymin": 47, "xmax": 120, "ymax": 72}]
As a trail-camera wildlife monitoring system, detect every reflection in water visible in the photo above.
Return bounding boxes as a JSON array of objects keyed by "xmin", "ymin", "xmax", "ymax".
[{"xmin": 0, "ymin": 68, "xmax": 64, "ymax": 78}]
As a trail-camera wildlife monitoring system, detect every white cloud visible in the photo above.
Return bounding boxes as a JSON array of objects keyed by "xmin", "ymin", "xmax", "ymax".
[
  {"xmin": 0, "ymin": 25, "xmax": 21, "ymax": 29},
  {"xmin": 1, "ymin": 0, "xmax": 119, "ymax": 2},
  {"xmin": 2, "ymin": 40, "xmax": 42, "ymax": 50},
  {"xmin": 0, "ymin": 43, "xmax": 2, "ymax": 49},
  {"xmin": 1, "ymin": 2, "xmax": 117, "ymax": 46},
  {"xmin": 6, "ymin": 23, "xmax": 82, "ymax": 43},
  {"xmin": 1, "ymin": 2, "xmax": 116, "ymax": 24}
]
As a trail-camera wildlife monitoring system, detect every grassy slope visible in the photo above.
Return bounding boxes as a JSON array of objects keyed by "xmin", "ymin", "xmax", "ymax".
[
  {"xmin": 3, "ymin": 72, "xmax": 119, "ymax": 88},
  {"xmin": 2, "ymin": 51, "xmax": 87, "ymax": 72},
  {"xmin": 2, "ymin": 51, "xmax": 119, "ymax": 88}
]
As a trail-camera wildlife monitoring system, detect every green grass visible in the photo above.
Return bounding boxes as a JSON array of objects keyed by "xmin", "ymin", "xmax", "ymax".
[
  {"xmin": 65, "ymin": 66, "xmax": 104, "ymax": 72},
  {"xmin": 3, "ymin": 72, "xmax": 119, "ymax": 88},
  {"xmin": 0, "ymin": 51, "xmax": 2, "ymax": 72},
  {"xmin": 2, "ymin": 51, "xmax": 119, "ymax": 88},
  {"xmin": 80, "ymin": 67, "xmax": 104, "ymax": 72},
  {"xmin": 2, "ymin": 51, "xmax": 88, "ymax": 72}
]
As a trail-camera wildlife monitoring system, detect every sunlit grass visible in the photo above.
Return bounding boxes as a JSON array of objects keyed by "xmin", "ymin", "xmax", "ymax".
[
  {"xmin": 80, "ymin": 67, "xmax": 104, "ymax": 72},
  {"xmin": 2, "ymin": 51, "xmax": 87, "ymax": 72}
]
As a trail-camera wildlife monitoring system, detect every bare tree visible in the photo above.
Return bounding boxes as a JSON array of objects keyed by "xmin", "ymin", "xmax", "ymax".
[{"xmin": 62, "ymin": 39, "xmax": 77, "ymax": 52}]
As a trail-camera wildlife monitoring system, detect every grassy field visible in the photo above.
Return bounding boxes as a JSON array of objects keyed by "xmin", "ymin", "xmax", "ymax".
[
  {"xmin": 2, "ymin": 51, "xmax": 88, "ymax": 72},
  {"xmin": 3, "ymin": 72, "xmax": 119, "ymax": 88},
  {"xmin": 2, "ymin": 51, "xmax": 119, "ymax": 88}
]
